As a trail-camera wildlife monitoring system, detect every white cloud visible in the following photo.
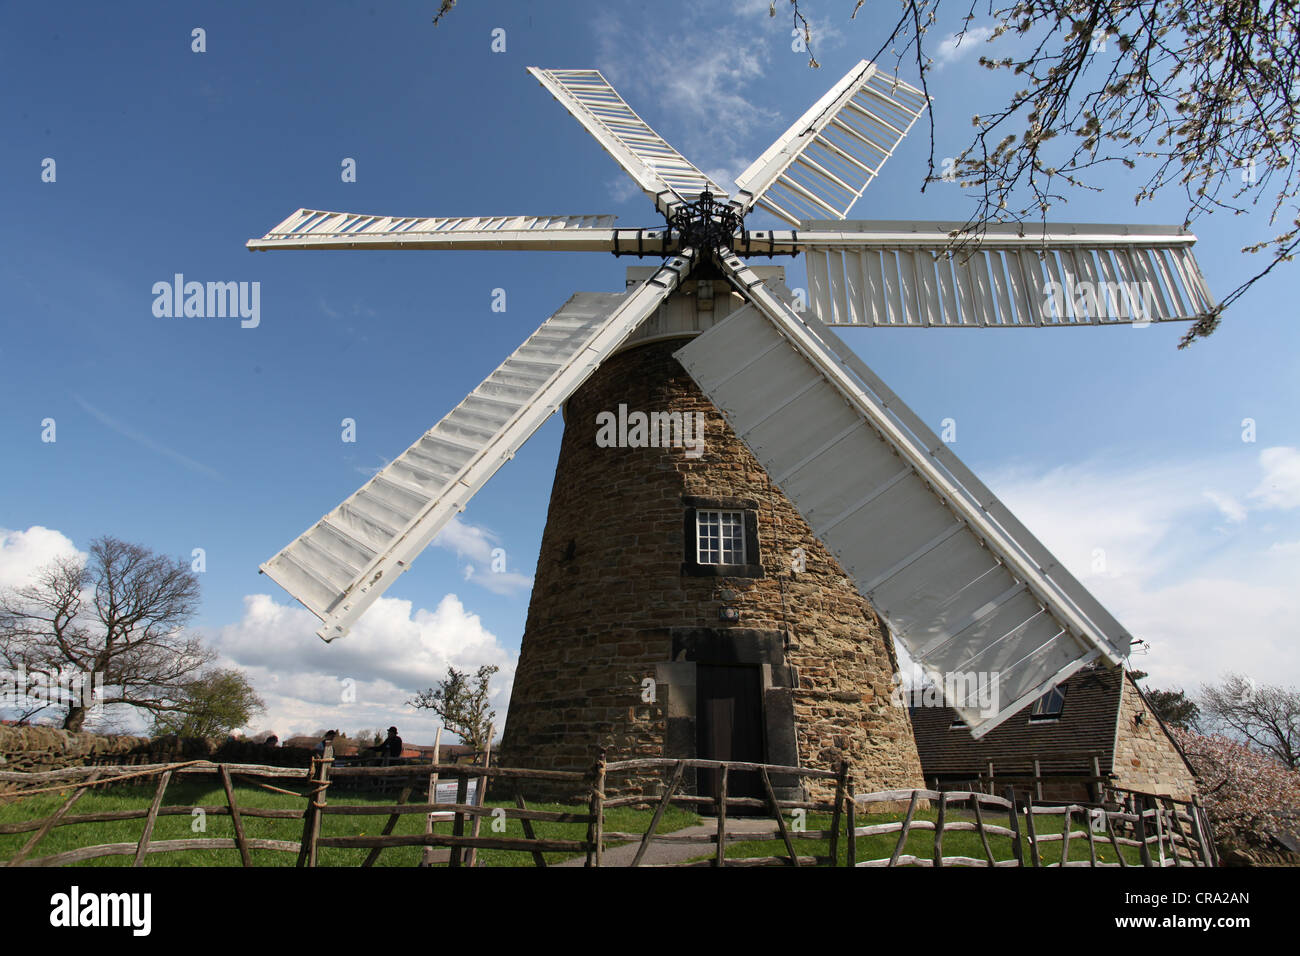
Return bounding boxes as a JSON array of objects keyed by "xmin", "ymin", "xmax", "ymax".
[
  {"xmin": 591, "ymin": 8, "xmax": 779, "ymax": 178},
  {"xmin": 0, "ymin": 525, "xmax": 517, "ymax": 743},
  {"xmin": 935, "ymin": 26, "xmax": 994, "ymax": 65},
  {"xmin": 73, "ymin": 394, "xmax": 224, "ymax": 481},
  {"xmin": 432, "ymin": 517, "xmax": 534, "ymax": 596},
  {"xmin": 1250, "ymin": 445, "xmax": 1300, "ymax": 510},
  {"xmin": 977, "ymin": 448, "xmax": 1300, "ymax": 692},
  {"xmin": 0, "ymin": 526, "xmax": 84, "ymax": 590},
  {"xmin": 1203, "ymin": 490, "xmax": 1247, "ymax": 523},
  {"xmin": 214, "ymin": 591, "xmax": 517, "ymax": 743}
]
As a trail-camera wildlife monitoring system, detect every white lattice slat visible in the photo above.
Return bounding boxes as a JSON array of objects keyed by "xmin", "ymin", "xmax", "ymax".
[
  {"xmin": 249, "ymin": 210, "xmax": 624, "ymax": 251},
  {"xmin": 735, "ymin": 60, "xmax": 929, "ymax": 224},
  {"xmin": 800, "ymin": 221, "xmax": 1215, "ymax": 326},
  {"xmin": 262, "ymin": 253, "xmax": 697, "ymax": 641},
  {"xmin": 528, "ymin": 67, "xmax": 725, "ymax": 214},
  {"xmin": 677, "ymin": 251, "xmax": 1134, "ymax": 735}
]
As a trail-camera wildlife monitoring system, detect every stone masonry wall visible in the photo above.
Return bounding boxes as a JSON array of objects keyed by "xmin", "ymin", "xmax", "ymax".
[
  {"xmin": 498, "ymin": 339, "xmax": 926, "ymax": 801},
  {"xmin": 1110, "ymin": 676, "xmax": 1198, "ymax": 801}
]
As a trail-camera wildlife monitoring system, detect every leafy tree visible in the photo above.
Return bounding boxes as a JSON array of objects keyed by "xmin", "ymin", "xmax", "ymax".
[
  {"xmin": 408, "ymin": 664, "xmax": 498, "ymax": 750},
  {"xmin": 150, "ymin": 669, "xmax": 265, "ymax": 739},
  {"xmin": 1143, "ymin": 686, "xmax": 1201, "ymax": 732},
  {"xmin": 0, "ymin": 536, "xmax": 214, "ymax": 732},
  {"xmin": 1200, "ymin": 673, "xmax": 1299, "ymax": 769}
]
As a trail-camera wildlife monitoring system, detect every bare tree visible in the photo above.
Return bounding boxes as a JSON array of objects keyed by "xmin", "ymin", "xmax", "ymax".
[
  {"xmin": 1200, "ymin": 673, "xmax": 1299, "ymax": 769},
  {"xmin": 408, "ymin": 664, "xmax": 498, "ymax": 751},
  {"xmin": 0, "ymin": 536, "xmax": 215, "ymax": 732}
]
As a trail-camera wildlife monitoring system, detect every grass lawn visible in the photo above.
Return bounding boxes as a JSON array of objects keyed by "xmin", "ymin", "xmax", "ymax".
[
  {"xmin": 0, "ymin": 777, "xmax": 701, "ymax": 867},
  {"xmin": 698, "ymin": 808, "xmax": 1147, "ymax": 867}
]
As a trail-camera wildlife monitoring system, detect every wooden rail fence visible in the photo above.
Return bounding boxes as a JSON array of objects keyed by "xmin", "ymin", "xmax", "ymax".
[
  {"xmin": 849, "ymin": 787, "xmax": 1214, "ymax": 867},
  {"xmin": 602, "ymin": 757, "xmax": 848, "ymax": 867},
  {"xmin": 0, "ymin": 753, "xmax": 1215, "ymax": 867}
]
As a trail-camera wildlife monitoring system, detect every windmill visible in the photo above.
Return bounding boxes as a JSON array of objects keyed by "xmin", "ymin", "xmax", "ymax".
[{"xmin": 248, "ymin": 61, "xmax": 1216, "ymax": 787}]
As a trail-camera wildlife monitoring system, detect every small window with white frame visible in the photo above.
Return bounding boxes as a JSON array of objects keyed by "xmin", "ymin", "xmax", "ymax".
[
  {"xmin": 697, "ymin": 510, "xmax": 746, "ymax": 566},
  {"xmin": 681, "ymin": 496, "xmax": 762, "ymax": 578}
]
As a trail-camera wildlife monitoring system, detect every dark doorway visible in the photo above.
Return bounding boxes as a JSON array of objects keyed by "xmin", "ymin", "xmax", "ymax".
[{"xmin": 696, "ymin": 664, "xmax": 765, "ymax": 811}]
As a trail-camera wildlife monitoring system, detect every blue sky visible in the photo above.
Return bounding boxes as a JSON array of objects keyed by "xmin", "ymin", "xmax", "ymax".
[{"xmin": 2, "ymin": 1, "xmax": 1297, "ymax": 741}]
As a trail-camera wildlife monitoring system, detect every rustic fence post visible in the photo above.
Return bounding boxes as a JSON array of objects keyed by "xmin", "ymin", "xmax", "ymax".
[
  {"xmin": 971, "ymin": 793, "xmax": 996, "ymax": 866},
  {"xmin": 1059, "ymin": 806, "xmax": 1073, "ymax": 867},
  {"xmin": 7, "ymin": 769, "xmax": 101, "ymax": 867},
  {"xmin": 1191, "ymin": 795, "xmax": 1217, "ymax": 867},
  {"xmin": 515, "ymin": 793, "xmax": 548, "ymax": 868},
  {"xmin": 420, "ymin": 726, "xmax": 443, "ymax": 868},
  {"xmin": 845, "ymin": 781, "xmax": 857, "ymax": 868},
  {"xmin": 362, "ymin": 786, "xmax": 412, "ymax": 868},
  {"xmin": 714, "ymin": 765, "xmax": 729, "ymax": 868},
  {"xmin": 297, "ymin": 746, "xmax": 333, "ymax": 868},
  {"xmin": 889, "ymin": 790, "xmax": 920, "ymax": 866},
  {"xmin": 220, "ymin": 765, "xmax": 252, "ymax": 868},
  {"xmin": 1085, "ymin": 807, "xmax": 1099, "ymax": 867},
  {"xmin": 1165, "ymin": 799, "xmax": 1192, "ymax": 867},
  {"xmin": 1005, "ymin": 787, "xmax": 1024, "ymax": 866},
  {"xmin": 828, "ymin": 760, "xmax": 848, "ymax": 868},
  {"xmin": 1151, "ymin": 797, "xmax": 1168, "ymax": 867},
  {"xmin": 631, "ymin": 759, "xmax": 684, "ymax": 868},
  {"xmin": 1134, "ymin": 796, "xmax": 1154, "ymax": 867},
  {"xmin": 759, "ymin": 766, "xmax": 799, "ymax": 866},
  {"xmin": 133, "ymin": 769, "xmax": 173, "ymax": 867},
  {"xmin": 933, "ymin": 790, "xmax": 948, "ymax": 867},
  {"xmin": 448, "ymin": 773, "xmax": 470, "ymax": 868},
  {"xmin": 1024, "ymin": 795, "xmax": 1041, "ymax": 867},
  {"xmin": 464, "ymin": 725, "xmax": 493, "ymax": 868},
  {"xmin": 585, "ymin": 747, "xmax": 606, "ymax": 868}
]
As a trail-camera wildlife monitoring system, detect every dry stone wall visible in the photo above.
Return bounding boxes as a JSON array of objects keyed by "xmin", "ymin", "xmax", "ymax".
[{"xmin": 0, "ymin": 724, "xmax": 310, "ymax": 783}]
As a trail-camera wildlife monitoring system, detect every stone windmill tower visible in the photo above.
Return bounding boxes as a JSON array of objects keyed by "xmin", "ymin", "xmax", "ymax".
[
  {"xmin": 247, "ymin": 63, "xmax": 1217, "ymax": 801},
  {"xmin": 499, "ymin": 263, "xmax": 929, "ymax": 800}
]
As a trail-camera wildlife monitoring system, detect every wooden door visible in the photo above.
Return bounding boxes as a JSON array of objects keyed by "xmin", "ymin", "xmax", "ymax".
[{"xmin": 696, "ymin": 664, "xmax": 765, "ymax": 808}]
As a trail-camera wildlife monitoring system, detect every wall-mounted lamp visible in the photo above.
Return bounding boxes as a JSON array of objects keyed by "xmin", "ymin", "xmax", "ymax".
[{"xmin": 1134, "ymin": 711, "xmax": 1146, "ymax": 727}]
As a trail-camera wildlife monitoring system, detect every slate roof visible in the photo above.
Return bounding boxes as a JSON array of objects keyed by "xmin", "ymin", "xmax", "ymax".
[{"xmin": 908, "ymin": 663, "xmax": 1123, "ymax": 779}]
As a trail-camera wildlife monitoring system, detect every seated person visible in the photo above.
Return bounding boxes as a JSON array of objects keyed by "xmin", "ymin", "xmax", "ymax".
[{"xmin": 369, "ymin": 726, "xmax": 404, "ymax": 763}]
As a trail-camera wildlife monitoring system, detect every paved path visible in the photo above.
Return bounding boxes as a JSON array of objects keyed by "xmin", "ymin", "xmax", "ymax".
[{"xmin": 555, "ymin": 817, "xmax": 778, "ymax": 867}]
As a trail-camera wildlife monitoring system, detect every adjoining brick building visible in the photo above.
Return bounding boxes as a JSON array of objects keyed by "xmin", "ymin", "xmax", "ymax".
[
  {"xmin": 908, "ymin": 664, "xmax": 1198, "ymax": 803},
  {"xmin": 498, "ymin": 268, "xmax": 927, "ymax": 802}
]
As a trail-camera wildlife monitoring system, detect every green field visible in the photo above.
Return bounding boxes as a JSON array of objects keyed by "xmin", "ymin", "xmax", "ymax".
[
  {"xmin": 2, "ymin": 778, "xmax": 1156, "ymax": 867},
  {"xmin": 0, "ymin": 777, "xmax": 701, "ymax": 867},
  {"xmin": 693, "ymin": 808, "xmax": 1147, "ymax": 867}
]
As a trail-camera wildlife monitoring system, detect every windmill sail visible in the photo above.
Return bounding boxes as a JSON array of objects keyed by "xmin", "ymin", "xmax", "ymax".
[
  {"xmin": 800, "ymin": 220, "xmax": 1216, "ymax": 326},
  {"xmin": 676, "ymin": 251, "xmax": 1131, "ymax": 735},
  {"xmin": 528, "ymin": 67, "xmax": 726, "ymax": 215},
  {"xmin": 263, "ymin": 252, "xmax": 697, "ymax": 641},
  {"xmin": 248, "ymin": 210, "xmax": 625, "ymax": 252},
  {"xmin": 735, "ymin": 60, "xmax": 928, "ymax": 225}
]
